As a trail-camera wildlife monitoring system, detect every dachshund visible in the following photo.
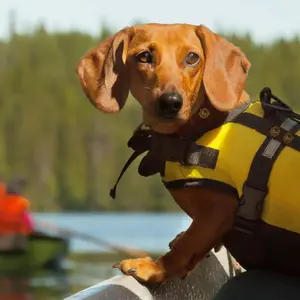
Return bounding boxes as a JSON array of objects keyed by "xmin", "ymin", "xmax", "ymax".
[{"xmin": 76, "ymin": 23, "xmax": 300, "ymax": 283}]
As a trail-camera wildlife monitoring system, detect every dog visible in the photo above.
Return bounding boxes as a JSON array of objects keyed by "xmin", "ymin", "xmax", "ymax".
[{"xmin": 76, "ymin": 23, "xmax": 300, "ymax": 283}]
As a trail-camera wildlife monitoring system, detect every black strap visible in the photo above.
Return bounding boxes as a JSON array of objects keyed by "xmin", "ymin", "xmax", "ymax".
[
  {"xmin": 232, "ymin": 113, "xmax": 300, "ymax": 151},
  {"xmin": 235, "ymin": 117, "xmax": 300, "ymax": 234},
  {"xmin": 163, "ymin": 178, "xmax": 238, "ymax": 197},
  {"xmin": 109, "ymin": 126, "xmax": 154, "ymax": 199},
  {"xmin": 109, "ymin": 149, "xmax": 147, "ymax": 199},
  {"xmin": 181, "ymin": 144, "xmax": 219, "ymax": 169}
]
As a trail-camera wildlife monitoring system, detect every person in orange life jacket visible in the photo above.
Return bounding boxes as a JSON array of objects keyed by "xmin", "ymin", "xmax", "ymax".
[{"xmin": 0, "ymin": 176, "xmax": 35, "ymax": 235}]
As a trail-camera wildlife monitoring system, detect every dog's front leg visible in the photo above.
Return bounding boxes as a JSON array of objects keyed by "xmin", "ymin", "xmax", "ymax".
[
  {"xmin": 113, "ymin": 219, "xmax": 203, "ymax": 283},
  {"xmin": 156, "ymin": 188, "xmax": 238, "ymax": 281},
  {"xmin": 113, "ymin": 188, "xmax": 237, "ymax": 283},
  {"xmin": 113, "ymin": 217, "xmax": 229, "ymax": 283}
]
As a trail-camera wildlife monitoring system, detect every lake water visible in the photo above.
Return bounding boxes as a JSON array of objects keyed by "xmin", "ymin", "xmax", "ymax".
[
  {"xmin": 1, "ymin": 212, "xmax": 193, "ymax": 299},
  {"xmin": 34, "ymin": 212, "xmax": 192, "ymax": 253}
]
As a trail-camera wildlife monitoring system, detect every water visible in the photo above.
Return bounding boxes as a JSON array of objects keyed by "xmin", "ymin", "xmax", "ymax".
[
  {"xmin": 34, "ymin": 212, "xmax": 192, "ymax": 253},
  {"xmin": 0, "ymin": 212, "xmax": 192, "ymax": 299}
]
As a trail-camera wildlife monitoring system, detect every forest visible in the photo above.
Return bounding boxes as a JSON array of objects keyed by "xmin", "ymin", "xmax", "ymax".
[{"xmin": 1, "ymin": 19, "xmax": 300, "ymax": 212}]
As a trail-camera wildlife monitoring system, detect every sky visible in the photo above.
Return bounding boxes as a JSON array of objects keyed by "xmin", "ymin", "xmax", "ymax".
[{"xmin": 0, "ymin": 0, "xmax": 300, "ymax": 43}]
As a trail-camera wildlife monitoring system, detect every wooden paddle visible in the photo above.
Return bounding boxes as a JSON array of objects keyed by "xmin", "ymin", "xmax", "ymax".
[{"xmin": 36, "ymin": 220, "xmax": 149, "ymax": 258}]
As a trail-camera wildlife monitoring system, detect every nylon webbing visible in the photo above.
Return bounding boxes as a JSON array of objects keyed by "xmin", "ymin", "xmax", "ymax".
[
  {"xmin": 109, "ymin": 149, "xmax": 147, "ymax": 199},
  {"xmin": 232, "ymin": 113, "xmax": 300, "ymax": 151},
  {"xmin": 234, "ymin": 117, "xmax": 300, "ymax": 234}
]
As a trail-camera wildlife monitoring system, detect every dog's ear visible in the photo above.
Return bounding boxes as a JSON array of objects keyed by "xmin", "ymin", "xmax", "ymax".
[
  {"xmin": 76, "ymin": 27, "xmax": 133, "ymax": 113},
  {"xmin": 196, "ymin": 25, "xmax": 251, "ymax": 111}
]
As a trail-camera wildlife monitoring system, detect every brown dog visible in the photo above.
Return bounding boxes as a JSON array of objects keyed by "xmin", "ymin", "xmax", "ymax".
[{"xmin": 76, "ymin": 23, "xmax": 300, "ymax": 283}]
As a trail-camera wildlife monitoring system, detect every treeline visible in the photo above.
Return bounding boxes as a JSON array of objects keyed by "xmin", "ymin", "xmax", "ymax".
[{"xmin": 0, "ymin": 22, "xmax": 300, "ymax": 212}]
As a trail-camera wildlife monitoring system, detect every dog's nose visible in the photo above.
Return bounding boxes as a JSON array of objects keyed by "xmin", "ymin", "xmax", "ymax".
[{"xmin": 158, "ymin": 92, "xmax": 183, "ymax": 118}]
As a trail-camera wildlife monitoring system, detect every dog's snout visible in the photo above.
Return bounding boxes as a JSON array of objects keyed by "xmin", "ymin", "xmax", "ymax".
[{"xmin": 158, "ymin": 93, "xmax": 183, "ymax": 118}]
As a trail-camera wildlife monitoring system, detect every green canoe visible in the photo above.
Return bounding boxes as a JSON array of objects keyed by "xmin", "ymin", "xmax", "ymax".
[{"xmin": 0, "ymin": 232, "xmax": 69, "ymax": 274}]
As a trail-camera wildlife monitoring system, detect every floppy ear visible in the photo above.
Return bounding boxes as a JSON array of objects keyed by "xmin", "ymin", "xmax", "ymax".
[
  {"xmin": 196, "ymin": 25, "xmax": 251, "ymax": 111},
  {"xmin": 76, "ymin": 27, "xmax": 132, "ymax": 113}
]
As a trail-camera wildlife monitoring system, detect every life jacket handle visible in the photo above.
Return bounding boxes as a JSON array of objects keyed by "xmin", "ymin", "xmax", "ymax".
[{"xmin": 260, "ymin": 87, "xmax": 300, "ymax": 122}]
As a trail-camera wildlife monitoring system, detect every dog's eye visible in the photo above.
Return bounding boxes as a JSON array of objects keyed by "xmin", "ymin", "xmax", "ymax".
[
  {"xmin": 185, "ymin": 52, "xmax": 200, "ymax": 66},
  {"xmin": 136, "ymin": 51, "xmax": 152, "ymax": 64}
]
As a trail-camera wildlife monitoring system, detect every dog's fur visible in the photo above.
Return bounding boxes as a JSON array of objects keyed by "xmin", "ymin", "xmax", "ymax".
[{"xmin": 77, "ymin": 23, "xmax": 251, "ymax": 283}]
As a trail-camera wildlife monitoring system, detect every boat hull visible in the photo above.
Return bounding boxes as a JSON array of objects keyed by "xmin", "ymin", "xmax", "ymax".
[{"xmin": 0, "ymin": 232, "xmax": 69, "ymax": 274}]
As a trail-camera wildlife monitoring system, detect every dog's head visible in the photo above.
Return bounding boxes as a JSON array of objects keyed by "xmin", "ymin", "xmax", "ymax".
[{"xmin": 77, "ymin": 24, "xmax": 250, "ymax": 134}]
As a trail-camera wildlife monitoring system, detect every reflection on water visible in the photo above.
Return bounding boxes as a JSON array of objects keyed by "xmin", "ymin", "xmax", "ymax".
[
  {"xmin": 0, "ymin": 260, "xmax": 119, "ymax": 299},
  {"xmin": 0, "ymin": 272, "xmax": 68, "ymax": 300}
]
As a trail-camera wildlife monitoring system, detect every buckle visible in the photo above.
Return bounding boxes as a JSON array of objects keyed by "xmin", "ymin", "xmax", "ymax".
[{"xmin": 238, "ymin": 184, "xmax": 267, "ymax": 221}]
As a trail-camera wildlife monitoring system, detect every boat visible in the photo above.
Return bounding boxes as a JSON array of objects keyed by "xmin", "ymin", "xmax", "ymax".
[
  {"xmin": 0, "ymin": 231, "xmax": 69, "ymax": 274},
  {"xmin": 64, "ymin": 250, "xmax": 230, "ymax": 300},
  {"xmin": 64, "ymin": 250, "xmax": 300, "ymax": 300}
]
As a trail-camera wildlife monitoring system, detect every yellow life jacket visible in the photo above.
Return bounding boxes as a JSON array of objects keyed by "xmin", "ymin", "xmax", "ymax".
[
  {"xmin": 162, "ymin": 100, "xmax": 300, "ymax": 235},
  {"xmin": 111, "ymin": 87, "xmax": 300, "ymax": 237}
]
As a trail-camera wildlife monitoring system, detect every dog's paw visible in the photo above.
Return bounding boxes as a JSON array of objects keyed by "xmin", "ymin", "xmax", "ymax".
[{"xmin": 112, "ymin": 257, "xmax": 165, "ymax": 283}]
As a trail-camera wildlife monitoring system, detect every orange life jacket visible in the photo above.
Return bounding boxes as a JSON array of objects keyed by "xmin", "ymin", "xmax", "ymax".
[{"xmin": 0, "ymin": 195, "xmax": 31, "ymax": 235}]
